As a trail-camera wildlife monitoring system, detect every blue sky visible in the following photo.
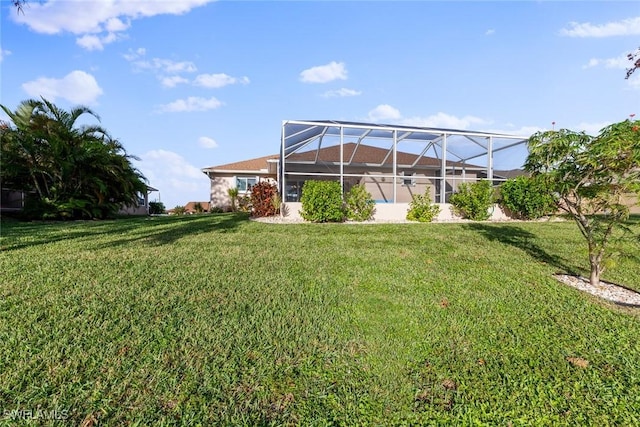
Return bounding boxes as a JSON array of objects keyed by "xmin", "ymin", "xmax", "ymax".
[{"xmin": 2, "ymin": 1, "xmax": 639, "ymax": 208}]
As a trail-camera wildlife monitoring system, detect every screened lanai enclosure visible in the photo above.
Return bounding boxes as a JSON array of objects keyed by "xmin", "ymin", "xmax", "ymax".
[{"xmin": 280, "ymin": 120, "xmax": 530, "ymax": 205}]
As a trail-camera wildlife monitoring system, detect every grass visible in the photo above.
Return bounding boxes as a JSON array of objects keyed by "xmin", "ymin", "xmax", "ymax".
[{"xmin": 1, "ymin": 214, "xmax": 639, "ymax": 425}]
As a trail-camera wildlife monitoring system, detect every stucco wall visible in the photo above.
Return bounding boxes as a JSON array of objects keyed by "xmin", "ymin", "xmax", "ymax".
[
  {"xmin": 209, "ymin": 176, "xmax": 235, "ymax": 208},
  {"xmin": 209, "ymin": 174, "xmax": 277, "ymax": 209},
  {"xmin": 282, "ymin": 201, "xmax": 511, "ymax": 222},
  {"xmin": 361, "ymin": 171, "xmax": 479, "ymax": 203}
]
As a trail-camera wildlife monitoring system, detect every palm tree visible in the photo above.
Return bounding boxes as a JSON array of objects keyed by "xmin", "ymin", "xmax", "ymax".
[
  {"xmin": 1, "ymin": 98, "xmax": 147, "ymax": 219},
  {"xmin": 227, "ymin": 187, "xmax": 239, "ymax": 212}
]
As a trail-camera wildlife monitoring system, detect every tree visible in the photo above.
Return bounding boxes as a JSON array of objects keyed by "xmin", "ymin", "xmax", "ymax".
[
  {"xmin": 149, "ymin": 201, "xmax": 166, "ymax": 215},
  {"xmin": 626, "ymin": 47, "xmax": 640, "ymax": 80},
  {"xmin": 0, "ymin": 98, "xmax": 147, "ymax": 219},
  {"xmin": 525, "ymin": 118, "xmax": 640, "ymax": 286},
  {"xmin": 172, "ymin": 205, "xmax": 186, "ymax": 215},
  {"xmin": 227, "ymin": 187, "xmax": 239, "ymax": 212}
]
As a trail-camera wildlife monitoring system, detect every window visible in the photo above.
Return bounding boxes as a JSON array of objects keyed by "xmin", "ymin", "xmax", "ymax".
[
  {"xmin": 236, "ymin": 176, "xmax": 257, "ymax": 192},
  {"xmin": 402, "ymin": 172, "xmax": 416, "ymax": 186}
]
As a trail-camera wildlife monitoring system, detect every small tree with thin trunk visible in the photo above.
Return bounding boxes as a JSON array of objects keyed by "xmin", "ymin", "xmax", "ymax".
[{"xmin": 525, "ymin": 118, "xmax": 640, "ymax": 286}]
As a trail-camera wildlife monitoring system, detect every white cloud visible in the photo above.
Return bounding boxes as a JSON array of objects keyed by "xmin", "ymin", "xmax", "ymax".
[
  {"xmin": 22, "ymin": 70, "xmax": 103, "ymax": 105},
  {"xmin": 0, "ymin": 49, "xmax": 11, "ymax": 62},
  {"xmin": 157, "ymin": 96, "xmax": 223, "ymax": 113},
  {"xmin": 124, "ymin": 49, "xmax": 249, "ymax": 92},
  {"xmin": 136, "ymin": 149, "xmax": 210, "ymax": 207},
  {"xmin": 368, "ymin": 106, "xmax": 488, "ymax": 129},
  {"xmin": 198, "ymin": 136, "xmax": 219, "ymax": 148},
  {"xmin": 560, "ymin": 16, "xmax": 640, "ymax": 37},
  {"xmin": 131, "ymin": 58, "xmax": 198, "ymax": 74},
  {"xmin": 401, "ymin": 112, "xmax": 488, "ymax": 129},
  {"xmin": 322, "ymin": 88, "xmax": 362, "ymax": 98},
  {"xmin": 366, "ymin": 105, "xmax": 527, "ymax": 134},
  {"xmin": 367, "ymin": 104, "xmax": 402, "ymax": 122},
  {"xmin": 160, "ymin": 76, "xmax": 189, "ymax": 88},
  {"xmin": 11, "ymin": 0, "xmax": 215, "ymax": 50},
  {"xmin": 485, "ymin": 29, "xmax": 495, "ymax": 36},
  {"xmin": 105, "ymin": 17, "xmax": 129, "ymax": 32},
  {"xmin": 583, "ymin": 53, "xmax": 631, "ymax": 70},
  {"xmin": 76, "ymin": 34, "xmax": 103, "ymax": 50},
  {"xmin": 193, "ymin": 73, "xmax": 250, "ymax": 88},
  {"xmin": 123, "ymin": 47, "xmax": 146, "ymax": 61},
  {"xmin": 300, "ymin": 61, "xmax": 348, "ymax": 83}
]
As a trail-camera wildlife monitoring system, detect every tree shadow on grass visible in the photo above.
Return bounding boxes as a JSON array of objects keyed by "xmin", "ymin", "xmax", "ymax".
[
  {"xmin": 463, "ymin": 223, "xmax": 582, "ymax": 276},
  {"xmin": 0, "ymin": 213, "xmax": 249, "ymax": 251}
]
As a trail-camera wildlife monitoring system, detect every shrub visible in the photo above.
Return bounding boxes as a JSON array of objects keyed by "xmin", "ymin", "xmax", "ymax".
[
  {"xmin": 406, "ymin": 187, "xmax": 440, "ymax": 222},
  {"xmin": 499, "ymin": 175, "xmax": 558, "ymax": 219},
  {"xmin": 345, "ymin": 184, "xmax": 375, "ymax": 221},
  {"xmin": 149, "ymin": 201, "xmax": 165, "ymax": 215},
  {"xmin": 237, "ymin": 194, "xmax": 252, "ymax": 213},
  {"xmin": 172, "ymin": 205, "xmax": 186, "ymax": 215},
  {"xmin": 271, "ymin": 192, "xmax": 282, "ymax": 215},
  {"xmin": 450, "ymin": 180, "xmax": 494, "ymax": 221},
  {"xmin": 250, "ymin": 181, "xmax": 279, "ymax": 217},
  {"xmin": 227, "ymin": 187, "xmax": 239, "ymax": 212},
  {"xmin": 300, "ymin": 180, "xmax": 345, "ymax": 223}
]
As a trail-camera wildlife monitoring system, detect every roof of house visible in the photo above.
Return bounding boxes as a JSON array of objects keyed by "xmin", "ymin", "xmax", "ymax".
[
  {"xmin": 203, "ymin": 154, "xmax": 279, "ymax": 173},
  {"xmin": 203, "ymin": 143, "xmax": 476, "ymax": 174},
  {"xmin": 287, "ymin": 143, "xmax": 471, "ymax": 168},
  {"xmin": 184, "ymin": 201, "xmax": 211, "ymax": 212}
]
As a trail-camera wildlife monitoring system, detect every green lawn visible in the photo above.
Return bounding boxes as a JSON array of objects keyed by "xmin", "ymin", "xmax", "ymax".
[{"xmin": 1, "ymin": 214, "xmax": 639, "ymax": 425}]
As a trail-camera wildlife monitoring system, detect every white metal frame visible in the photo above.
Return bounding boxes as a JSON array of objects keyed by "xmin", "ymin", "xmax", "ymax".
[{"xmin": 280, "ymin": 120, "xmax": 529, "ymax": 203}]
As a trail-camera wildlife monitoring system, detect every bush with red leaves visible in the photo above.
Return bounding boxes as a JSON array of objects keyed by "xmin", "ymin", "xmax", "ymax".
[{"xmin": 250, "ymin": 181, "xmax": 279, "ymax": 217}]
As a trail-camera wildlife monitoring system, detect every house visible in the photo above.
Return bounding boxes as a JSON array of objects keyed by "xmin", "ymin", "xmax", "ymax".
[
  {"xmin": 118, "ymin": 186, "xmax": 159, "ymax": 215},
  {"xmin": 202, "ymin": 154, "xmax": 279, "ymax": 209},
  {"xmin": 202, "ymin": 120, "xmax": 531, "ymax": 220},
  {"xmin": 184, "ymin": 201, "xmax": 211, "ymax": 214}
]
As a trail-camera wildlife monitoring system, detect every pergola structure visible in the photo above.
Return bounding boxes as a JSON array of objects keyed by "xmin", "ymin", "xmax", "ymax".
[{"xmin": 280, "ymin": 120, "xmax": 530, "ymax": 203}]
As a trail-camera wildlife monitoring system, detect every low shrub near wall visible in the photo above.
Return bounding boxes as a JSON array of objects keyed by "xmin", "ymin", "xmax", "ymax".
[
  {"xmin": 406, "ymin": 188, "xmax": 440, "ymax": 222},
  {"xmin": 345, "ymin": 184, "xmax": 375, "ymax": 221},
  {"xmin": 450, "ymin": 180, "xmax": 494, "ymax": 221},
  {"xmin": 499, "ymin": 175, "xmax": 558, "ymax": 220},
  {"xmin": 300, "ymin": 180, "xmax": 345, "ymax": 222}
]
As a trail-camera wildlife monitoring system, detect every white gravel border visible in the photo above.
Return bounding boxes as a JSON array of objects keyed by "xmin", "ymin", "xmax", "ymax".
[{"xmin": 555, "ymin": 274, "xmax": 640, "ymax": 307}]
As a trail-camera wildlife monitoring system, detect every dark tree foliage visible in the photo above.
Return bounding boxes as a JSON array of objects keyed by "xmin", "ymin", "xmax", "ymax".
[{"xmin": 1, "ymin": 98, "xmax": 147, "ymax": 219}]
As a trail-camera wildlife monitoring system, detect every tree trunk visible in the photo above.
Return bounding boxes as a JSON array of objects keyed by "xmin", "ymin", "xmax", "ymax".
[{"xmin": 589, "ymin": 255, "xmax": 601, "ymax": 286}]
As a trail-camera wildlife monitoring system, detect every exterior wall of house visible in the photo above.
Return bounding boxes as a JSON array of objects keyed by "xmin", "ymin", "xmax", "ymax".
[
  {"xmin": 209, "ymin": 174, "xmax": 277, "ymax": 209},
  {"xmin": 119, "ymin": 191, "xmax": 149, "ymax": 215},
  {"xmin": 282, "ymin": 201, "xmax": 511, "ymax": 222},
  {"xmin": 210, "ymin": 176, "xmax": 236, "ymax": 208},
  {"xmin": 360, "ymin": 171, "xmax": 479, "ymax": 203}
]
